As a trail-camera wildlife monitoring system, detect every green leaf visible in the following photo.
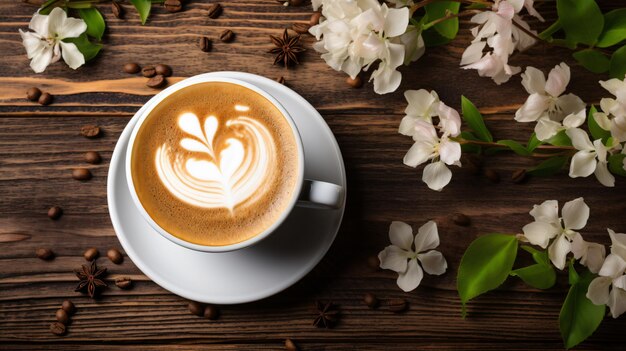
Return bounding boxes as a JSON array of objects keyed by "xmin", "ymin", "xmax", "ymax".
[
  {"xmin": 130, "ymin": 0, "xmax": 152, "ymax": 25},
  {"xmin": 421, "ymin": 27, "xmax": 452, "ymax": 47},
  {"xmin": 459, "ymin": 131, "xmax": 481, "ymax": 153},
  {"xmin": 63, "ymin": 34, "xmax": 102, "ymax": 62},
  {"xmin": 597, "ymin": 9, "xmax": 626, "ymax": 48},
  {"xmin": 608, "ymin": 153, "xmax": 626, "ymax": 176},
  {"xmin": 78, "ymin": 8, "xmax": 105, "ymax": 41},
  {"xmin": 546, "ymin": 130, "xmax": 572, "ymax": 146},
  {"xmin": 560, "ymin": 264, "xmax": 605, "ymax": 349},
  {"xmin": 572, "ymin": 49, "xmax": 610, "ymax": 73},
  {"xmin": 461, "ymin": 96, "xmax": 493, "ymax": 142},
  {"xmin": 457, "ymin": 234, "xmax": 518, "ymax": 316},
  {"xmin": 556, "ymin": 0, "xmax": 604, "ymax": 45},
  {"xmin": 511, "ymin": 246, "xmax": 556, "ymax": 289},
  {"xmin": 424, "ymin": 2, "xmax": 460, "ymax": 39},
  {"xmin": 496, "ymin": 140, "xmax": 531, "ymax": 156},
  {"xmin": 587, "ymin": 105, "xmax": 611, "ymax": 143},
  {"xmin": 527, "ymin": 156, "xmax": 568, "ymax": 177},
  {"xmin": 521, "ymin": 245, "xmax": 550, "ymax": 266},
  {"xmin": 539, "ymin": 20, "xmax": 562, "ymax": 40},
  {"xmin": 610, "ymin": 45, "xmax": 626, "ymax": 79},
  {"xmin": 527, "ymin": 133, "xmax": 543, "ymax": 153}
]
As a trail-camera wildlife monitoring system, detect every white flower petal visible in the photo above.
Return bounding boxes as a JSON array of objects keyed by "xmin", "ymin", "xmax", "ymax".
[
  {"xmin": 422, "ymin": 161, "xmax": 452, "ymax": 191},
  {"xmin": 566, "ymin": 128, "xmax": 594, "ymax": 151},
  {"xmin": 586, "ymin": 276, "xmax": 612, "ymax": 306},
  {"xmin": 555, "ymin": 94, "xmax": 586, "ymax": 118},
  {"xmin": 389, "ymin": 221, "xmax": 414, "ymax": 251},
  {"xmin": 608, "ymin": 286, "xmax": 626, "ymax": 318},
  {"xmin": 371, "ymin": 64, "xmax": 402, "ymax": 95},
  {"xmin": 398, "ymin": 116, "xmax": 419, "ymax": 136},
  {"xmin": 439, "ymin": 139, "xmax": 461, "ymax": 165},
  {"xmin": 595, "ymin": 161, "xmax": 615, "ymax": 187},
  {"xmin": 563, "ymin": 109, "xmax": 586, "ymax": 129},
  {"xmin": 56, "ymin": 15, "xmax": 87, "ymax": 39},
  {"xmin": 534, "ymin": 118, "xmax": 562, "ymax": 141},
  {"xmin": 599, "ymin": 254, "xmax": 626, "ymax": 278},
  {"xmin": 28, "ymin": 45, "xmax": 54, "ymax": 73},
  {"xmin": 414, "ymin": 220, "xmax": 439, "ymax": 252},
  {"xmin": 46, "ymin": 8, "xmax": 69, "ymax": 38},
  {"xmin": 569, "ymin": 150, "xmax": 597, "ymax": 178},
  {"xmin": 585, "ymin": 242, "xmax": 608, "ymax": 274},
  {"xmin": 522, "ymin": 221, "xmax": 559, "ymax": 248},
  {"xmin": 378, "ymin": 245, "xmax": 409, "ymax": 273},
  {"xmin": 404, "ymin": 89, "xmax": 438, "ymax": 118},
  {"xmin": 562, "ymin": 197, "xmax": 589, "ymax": 230},
  {"xmin": 599, "ymin": 78, "xmax": 624, "ymax": 96},
  {"xmin": 529, "ymin": 199, "xmax": 559, "ymax": 223},
  {"xmin": 593, "ymin": 112, "xmax": 612, "ymax": 131},
  {"xmin": 383, "ymin": 7, "xmax": 409, "ymax": 38},
  {"xmin": 609, "ymin": 228, "xmax": 626, "ymax": 262},
  {"xmin": 417, "ymin": 250, "xmax": 447, "ymax": 275},
  {"xmin": 614, "ymin": 275, "xmax": 626, "ymax": 290},
  {"xmin": 59, "ymin": 41, "xmax": 85, "ymax": 70},
  {"xmin": 403, "ymin": 141, "xmax": 433, "ymax": 167},
  {"xmin": 437, "ymin": 102, "xmax": 462, "ymax": 137},
  {"xmin": 548, "ymin": 234, "xmax": 571, "ymax": 270},
  {"xmin": 545, "ymin": 62, "xmax": 570, "ymax": 97},
  {"xmin": 460, "ymin": 41, "xmax": 486, "ymax": 66},
  {"xmin": 396, "ymin": 258, "xmax": 423, "ymax": 292},
  {"xmin": 520, "ymin": 66, "xmax": 546, "ymax": 94},
  {"xmin": 514, "ymin": 93, "xmax": 550, "ymax": 122}
]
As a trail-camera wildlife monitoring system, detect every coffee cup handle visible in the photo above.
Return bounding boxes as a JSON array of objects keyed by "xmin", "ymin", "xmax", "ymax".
[{"xmin": 297, "ymin": 179, "xmax": 344, "ymax": 209}]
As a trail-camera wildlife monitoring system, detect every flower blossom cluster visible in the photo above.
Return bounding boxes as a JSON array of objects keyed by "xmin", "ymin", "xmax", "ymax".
[{"xmin": 309, "ymin": 0, "xmax": 424, "ymax": 94}]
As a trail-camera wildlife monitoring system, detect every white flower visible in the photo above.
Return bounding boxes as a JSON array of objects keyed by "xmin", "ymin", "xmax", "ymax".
[
  {"xmin": 587, "ymin": 229, "xmax": 626, "ymax": 318},
  {"xmin": 378, "ymin": 221, "xmax": 447, "ymax": 292},
  {"xmin": 514, "ymin": 64, "xmax": 586, "ymax": 141},
  {"xmin": 521, "ymin": 198, "xmax": 589, "ymax": 270},
  {"xmin": 571, "ymin": 232, "xmax": 606, "ymax": 274},
  {"xmin": 19, "ymin": 8, "xmax": 87, "ymax": 73},
  {"xmin": 534, "ymin": 109, "xmax": 585, "ymax": 142},
  {"xmin": 594, "ymin": 76, "xmax": 626, "ymax": 142},
  {"xmin": 398, "ymin": 89, "xmax": 439, "ymax": 136},
  {"xmin": 566, "ymin": 128, "xmax": 615, "ymax": 187}
]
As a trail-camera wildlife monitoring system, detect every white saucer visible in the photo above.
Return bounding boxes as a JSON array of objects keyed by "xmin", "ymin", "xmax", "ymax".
[{"xmin": 107, "ymin": 72, "xmax": 346, "ymax": 304}]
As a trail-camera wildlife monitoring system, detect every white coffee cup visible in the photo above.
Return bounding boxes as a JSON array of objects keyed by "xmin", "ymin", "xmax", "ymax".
[{"xmin": 125, "ymin": 74, "xmax": 344, "ymax": 253}]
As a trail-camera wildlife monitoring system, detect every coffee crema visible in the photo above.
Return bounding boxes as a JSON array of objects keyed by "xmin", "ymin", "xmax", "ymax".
[{"xmin": 131, "ymin": 82, "xmax": 299, "ymax": 246}]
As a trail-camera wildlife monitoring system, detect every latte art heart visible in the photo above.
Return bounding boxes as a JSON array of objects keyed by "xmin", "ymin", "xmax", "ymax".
[{"xmin": 155, "ymin": 111, "xmax": 276, "ymax": 212}]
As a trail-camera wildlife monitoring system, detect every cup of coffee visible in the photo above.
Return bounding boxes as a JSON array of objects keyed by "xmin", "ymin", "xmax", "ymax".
[{"xmin": 125, "ymin": 74, "xmax": 344, "ymax": 252}]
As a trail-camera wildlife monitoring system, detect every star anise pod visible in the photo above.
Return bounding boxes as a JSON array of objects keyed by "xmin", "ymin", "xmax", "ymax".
[
  {"xmin": 75, "ymin": 260, "xmax": 107, "ymax": 298},
  {"xmin": 268, "ymin": 29, "xmax": 305, "ymax": 68},
  {"xmin": 313, "ymin": 300, "xmax": 339, "ymax": 328}
]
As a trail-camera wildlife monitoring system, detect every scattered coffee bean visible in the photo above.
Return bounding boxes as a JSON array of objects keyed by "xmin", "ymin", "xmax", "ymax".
[
  {"xmin": 155, "ymin": 64, "xmax": 172, "ymax": 77},
  {"xmin": 123, "ymin": 62, "xmax": 140, "ymax": 74},
  {"xmin": 72, "ymin": 168, "xmax": 92, "ymax": 181},
  {"xmin": 146, "ymin": 75, "xmax": 167, "ymax": 89},
  {"xmin": 38, "ymin": 92, "xmax": 53, "ymax": 105},
  {"xmin": 388, "ymin": 298, "xmax": 408, "ymax": 313},
  {"xmin": 346, "ymin": 76, "xmax": 363, "ymax": 88},
  {"xmin": 452, "ymin": 213, "xmax": 471, "ymax": 227},
  {"xmin": 61, "ymin": 300, "xmax": 76, "ymax": 315},
  {"xmin": 115, "ymin": 277, "xmax": 133, "ymax": 289},
  {"xmin": 35, "ymin": 248, "xmax": 54, "ymax": 261},
  {"xmin": 85, "ymin": 151, "xmax": 102, "ymax": 164},
  {"xmin": 26, "ymin": 87, "xmax": 42, "ymax": 101},
  {"xmin": 47, "ymin": 206, "xmax": 63, "ymax": 220},
  {"xmin": 276, "ymin": 76, "xmax": 285, "ymax": 85},
  {"xmin": 363, "ymin": 293, "xmax": 379, "ymax": 309},
  {"xmin": 141, "ymin": 65, "xmax": 156, "ymax": 78},
  {"xmin": 291, "ymin": 23, "xmax": 310, "ymax": 34},
  {"xmin": 80, "ymin": 125, "xmax": 101, "ymax": 138},
  {"xmin": 107, "ymin": 248, "xmax": 123, "ymax": 264},
  {"xmin": 483, "ymin": 168, "xmax": 500, "ymax": 183},
  {"xmin": 55, "ymin": 309, "xmax": 70, "ymax": 324},
  {"xmin": 463, "ymin": 154, "xmax": 482, "ymax": 175},
  {"xmin": 83, "ymin": 247, "xmax": 99, "ymax": 261},
  {"xmin": 164, "ymin": 0, "xmax": 182, "ymax": 12},
  {"xmin": 310, "ymin": 12, "xmax": 321, "ymax": 26},
  {"xmin": 112, "ymin": 1, "xmax": 124, "ymax": 18},
  {"xmin": 207, "ymin": 3, "xmax": 222, "ymax": 19},
  {"xmin": 220, "ymin": 29, "xmax": 234, "ymax": 43},
  {"xmin": 285, "ymin": 339, "xmax": 298, "ymax": 351},
  {"xmin": 511, "ymin": 169, "xmax": 528, "ymax": 184},
  {"xmin": 203, "ymin": 304, "xmax": 219, "ymax": 320},
  {"xmin": 198, "ymin": 36, "xmax": 212, "ymax": 52},
  {"xmin": 50, "ymin": 322, "xmax": 66, "ymax": 336},
  {"xmin": 188, "ymin": 301, "xmax": 204, "ymax": 316},
  {"xmin": 367, "ymin": 254, "xmax": 379, "ymax": 269}
]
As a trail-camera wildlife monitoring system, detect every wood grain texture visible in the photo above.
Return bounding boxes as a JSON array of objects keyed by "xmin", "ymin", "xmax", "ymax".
[{"xmin": 1, "ymin": 0, "xmax": 626, "ymax": 350}]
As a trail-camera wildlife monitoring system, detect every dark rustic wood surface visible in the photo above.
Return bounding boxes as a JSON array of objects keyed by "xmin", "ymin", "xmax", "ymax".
[{"xmin": 1, "ymin": 0, "xmax": 626, "ymax": 350}]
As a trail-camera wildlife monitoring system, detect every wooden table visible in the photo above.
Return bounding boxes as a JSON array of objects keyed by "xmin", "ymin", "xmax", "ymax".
[{"xmin": 1, "ymin": 1, "xmax": 625, "ymax": 349}]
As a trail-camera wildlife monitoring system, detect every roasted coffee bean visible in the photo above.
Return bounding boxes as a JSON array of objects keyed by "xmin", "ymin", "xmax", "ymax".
[
  {"xmin": 72, "ymin": 168, "xmax": 92, "ymax": 181},
  {"xmin": 146, "ymin": 75, "xmax": 166, "ymax": 89},
  {"xmin": 220, "ymin": 29, "xmax": 234, "ymax": 43},
  {"xmin": 363, "ymin": 293, "xmax": 379, "ymax": 309},
  {"xmin": 207, "ymin": 3, "xmax": 222, "ymax": 19},
  {"xmin": 36, "ymin": 248, "xmax": 54, "ymax": 261},
  {"xmin": 115, "ymin": 277, "xmax": 133, "ymax": 289},
  {"xmin": 188, "ymin": 301, "xmax": 204, "ymax": 316},
  {"xmin": 483, "ymin": 169, "xmax": 500, "ymax": 183},
  {"xmin": 367, "ymin": 254, "xmax": 379, "ymax": 269},
  {"xmin": 291, "ymin": 23, "xmax": 310, "ymax": 34},
  {"xmin": 276, "ymin": 76, "xmax": 285, "ymax": 85},
  {"xmin": 85, "ymin": 151, "xmax": 102, "ymax": 164},
  {"xmin": 61, "ymin": 300, "xmax": 76, "ymax": 315},
  {"xmin": 164, "ymin": 0, "xmax": 182, "ymax": 12},
  {"xmin": 83, "ymin": 247, "xmax": 99, "ymax": 261},
  {"xmin": 285, "ymin": 339, "xmax": 298, "ymax": 351},
  {"xmin": 198, "ymin": 36, "xmax": 212, "ymax": 52},
  {"xmin": 50, "ymin": 322, "xmax": 66, "ymax": 336},
  {"xmin": 55, "ymin": 309, "xmax": 70, "ymax": 324},
  {"xmin": 346, "ymin": 76, "xmax": 363, "ymax": 88},
  {"xmin": 203, "ymin": 304, "xmax": 219, "ymax": 320},
  {"xmin": 80, "ymin": 125, "xmax": 101, "ymax": 138},
  {"xmin": 310, "ymin": 12, "xmax": 321, "ymax": 26},
  {"xmin": 155, "ymin": 64, "xmax": 172, "ymax": 77},
  {"xmin": 38, "ymin": 92, "xmax": 53, "ymax": 105},
  {"xmin": 142, "ymin": 65, "xmax": 156, "ymax": 78},
  {"xmin": 47, "ymin": 206, "xmax": 63, "ymax": 220},
  {"xmin": 388, "ymin": 298, "xmax": 408, "ymax": 313},
  {"xmin": 123, "ymin": 62, "xmax": 140, "ymax": 74},
  {"xmin": 27, "ymin": 87, "xmax": 42, "ymax": 101},
  {"xmin": 452, "ymin": 213, "xmax": 471, "ymax": 227},
  {"xmin": 107, "ymin": 248, "xmax": 123, "ymax": 264},
  {"xmin": 511, "ymin": 169, "xmax": 528, "ymax": 184},
  {"xmin": 112, "ymin": 1, "xmax": 124, "ymax": 18}
]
